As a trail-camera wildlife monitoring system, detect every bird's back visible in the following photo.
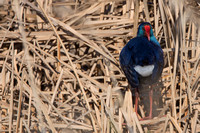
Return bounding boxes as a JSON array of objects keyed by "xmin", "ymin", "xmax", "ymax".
[{"xmin": 120, "ymin": 37, "xmax": 164, "ymax": 88}]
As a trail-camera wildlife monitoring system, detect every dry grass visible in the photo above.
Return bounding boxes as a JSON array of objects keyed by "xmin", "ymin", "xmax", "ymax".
[{"xmin": 0, "ymin": 0, "xmax": 199, "ymax": 132}]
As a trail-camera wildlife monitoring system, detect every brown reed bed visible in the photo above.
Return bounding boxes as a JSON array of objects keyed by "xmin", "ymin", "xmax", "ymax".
[{"xmin": 0, "ymin": 0, "xmax": 199, "ymax": 132}]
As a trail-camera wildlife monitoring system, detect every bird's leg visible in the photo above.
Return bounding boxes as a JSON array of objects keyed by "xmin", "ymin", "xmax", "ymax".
[
  {"xmin": 148, "ymin": 87, "xmax": 153, "ymax": 119},
  {"xmin": 134, "ymin": 88, "xmax": 139, "ymax": 115},
  {"xmin": 140, "ymin": 87, "xmax": 153, "ymax": 120}
]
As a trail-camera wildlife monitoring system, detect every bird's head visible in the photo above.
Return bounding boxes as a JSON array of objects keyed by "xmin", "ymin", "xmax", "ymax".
[{"xmin": 137, "ymin": 22, "xmax": 154, "ymax": 41}]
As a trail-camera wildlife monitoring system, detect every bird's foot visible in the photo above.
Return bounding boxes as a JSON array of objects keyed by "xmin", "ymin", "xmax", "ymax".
[
  {"xmin": 122, "ymin": 123, "xmax": 127, "ymax": 126},
  {"xmin": 139, "ymin": 115, "xmax": 152, "ymax": 121},
  {"xmin": 158, "ymin": 114, "xmax": 167, "ymax": 118}
]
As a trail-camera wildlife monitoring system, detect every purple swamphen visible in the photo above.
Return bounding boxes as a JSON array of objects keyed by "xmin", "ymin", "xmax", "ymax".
[{"xmin": 120, "ymin": 22, "xmax": 164, "ymax": 120}]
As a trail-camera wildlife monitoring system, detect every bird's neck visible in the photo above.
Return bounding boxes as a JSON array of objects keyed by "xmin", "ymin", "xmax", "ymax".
[
  {"xmin": 136, "ymin": 35, "xmax": 161, "ymax": 46},
  {"xmin": 150, "ymin": 36, "xmax": 160, "ymax": 46}
]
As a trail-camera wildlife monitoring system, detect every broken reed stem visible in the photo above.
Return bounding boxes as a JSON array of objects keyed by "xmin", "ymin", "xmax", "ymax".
[
  {"xmin": 57, "ymin": 37, "xmax": 61, "ymax": 69},
  {"xmin": 133, "ymin": 0, "xmax": 139, "ymax": 37},
  {"xmin": 8, "ymin": 42, "xmax": 14, "ymax": 133},
  {"xmin": 16, "ymin": 70, "xmax": 24, "ymax": 133},
  {"xmin": 48, "ymin": 69, "xmax": 64, "ymax": 114}
]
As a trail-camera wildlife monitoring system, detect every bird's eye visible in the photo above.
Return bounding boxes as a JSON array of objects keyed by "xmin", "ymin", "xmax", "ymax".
[{"xmin": 142, "ymin": 27, "xmax": 145, "ymax": 31}]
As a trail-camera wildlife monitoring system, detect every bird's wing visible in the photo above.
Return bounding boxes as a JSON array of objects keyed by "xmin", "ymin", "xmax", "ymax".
[
  {"xmin": 120, "ymin": 38, "xmax": 139, "ymax": 88},
  {"xmin": 152, "ymin": 45, "xmax": 164, "ymax": 81},
  {"xmin": 119, "ymin": 38, "xmax": 137, "ymax": 66},
  {"xmin": 120, "ymin": 64, "xmax": 139, "ymax": 88}
]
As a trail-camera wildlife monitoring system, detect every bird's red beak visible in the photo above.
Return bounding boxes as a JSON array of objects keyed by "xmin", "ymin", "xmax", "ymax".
[{"xmin": 144, "ymin": 25, "xmax": 150, "ymax": 41}]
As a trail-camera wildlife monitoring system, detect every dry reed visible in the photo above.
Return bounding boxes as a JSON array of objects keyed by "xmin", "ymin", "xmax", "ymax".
[{"xmin": 0, "ymin": 0, "xmax": 199, "ymax": 132}]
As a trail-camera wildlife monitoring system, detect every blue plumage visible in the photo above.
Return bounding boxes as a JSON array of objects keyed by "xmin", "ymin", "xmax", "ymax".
[
  {"xmin": 120, "ymin": 22, "xmax": 164, "ymax": 89},
  {"xmin": 119, "ymin": 22, "xmax": 164, "ymax": 120}
]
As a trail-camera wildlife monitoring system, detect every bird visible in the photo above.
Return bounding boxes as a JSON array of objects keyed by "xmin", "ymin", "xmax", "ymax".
[{"xmin": 119, "ymin": 22, "xmax": 164, "ymax": 120}]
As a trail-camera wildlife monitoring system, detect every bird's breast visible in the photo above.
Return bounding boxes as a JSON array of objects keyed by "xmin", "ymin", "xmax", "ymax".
[{"xmin": 134, "ymin": 65, "xmax": 154, "ymax": 77}]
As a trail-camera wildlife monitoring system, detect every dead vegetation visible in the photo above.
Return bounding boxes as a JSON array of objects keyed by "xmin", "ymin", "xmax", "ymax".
[{"xmin": 0, "ymin": 0, "xmax": 199, "ymax": 132}]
